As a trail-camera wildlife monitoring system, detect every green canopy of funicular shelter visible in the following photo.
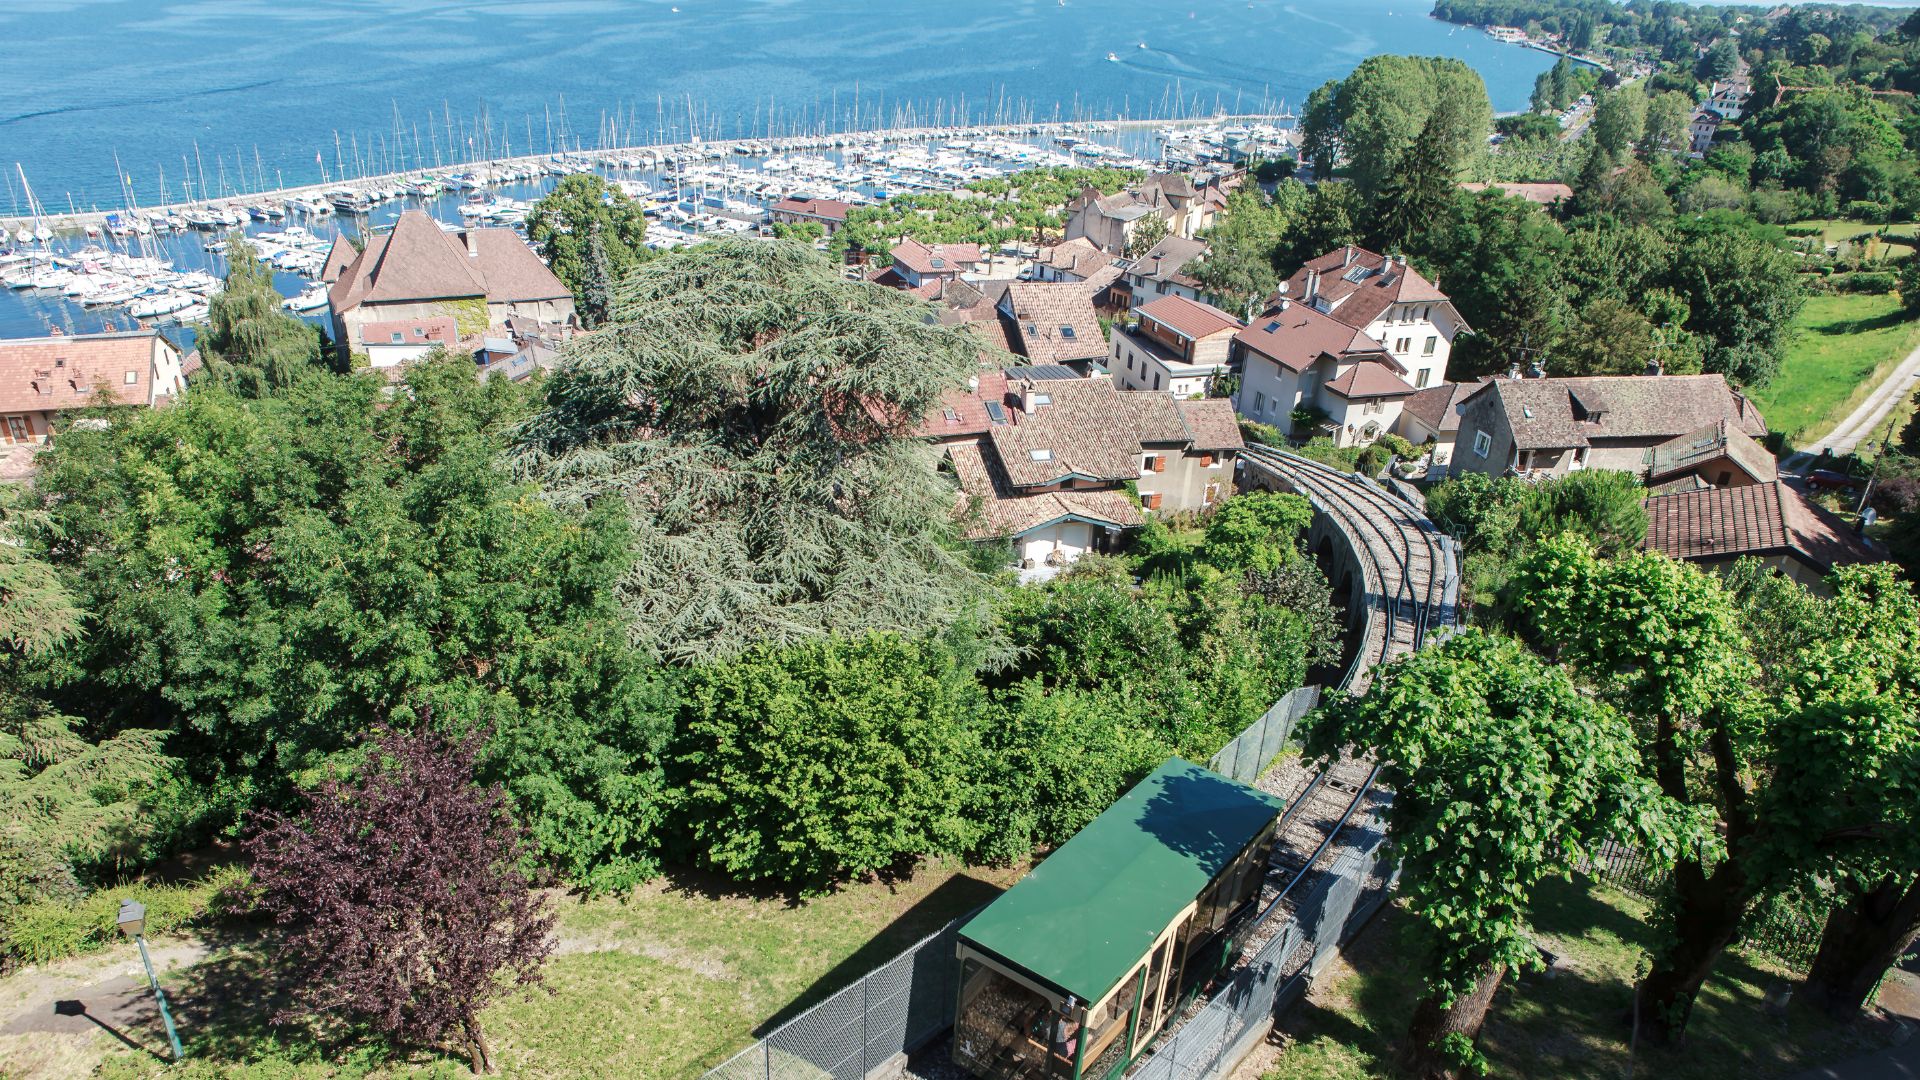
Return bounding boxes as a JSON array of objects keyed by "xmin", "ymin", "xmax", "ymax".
[{"xmin": 959, "ymin": 758, "xmax": 1286, "ymax": 1004}]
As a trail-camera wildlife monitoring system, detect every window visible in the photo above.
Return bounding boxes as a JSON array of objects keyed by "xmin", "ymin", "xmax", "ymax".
[
  {"xmin": 124, "ymin": 370, "xmax": 138, "ymax": 385},
  {"xmin": 1415, "ymin": 368, "xmax": 1431, "ymax": 389},
  {"xmin": 1422, "ymin": 305, "xmax": 1431, "ymax": 321},
  {"xmin": 1151, "ymin": 454, "xmax": 1168, "ymax": 473},
  {"xmin": 1364, "ymin": 400, "xmax": 1384, "ymax": 415},
  {"xmin": 1153, "ymin": 373, "xmax": 1161, "ymax": 390},
  {"xmin": 1142, "ymin": 453, "xmax": 1160, "ymax": 472},
  {"xmin": 391, "ymin": 332, "xmax": 404, "ymax": 343},
  {"xmin": 4, "ymin": 416, "xmax": 26, "ymax": 443},
  {"xmin": 1474, "ymin": 430, "xmax": 1492, "ymax": 458},
  {"xmin": 1199, "ymin": 454, "xmax": 1214, "ymax": 467},
  {"xmin": 1253, "ymin": 391, "xmax": 1266, "ymax": 414},
  {"xmin": 1395, "ymin": 337, "xmax": 1410, "ymax": 353},
  {"xmin": 1423, "ymin": 335, "xmax": 1437, "ymax": 355},
  {"xmin": 1028, "ymin": 449, "xmax": 1053, "ymax": 462},
  {"xmin": 984, "ymin": 401, "xmax": 1008, "ymax": 424},
  {"xmin": 1060, "ymin": 325, "xmax": 1076, "ymax": 339}
]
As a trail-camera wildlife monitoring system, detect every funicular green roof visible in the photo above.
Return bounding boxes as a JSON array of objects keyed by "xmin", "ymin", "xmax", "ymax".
[{"xmin": 959, "ymin": 758, "xmax": 1286, "ymax": 1004}]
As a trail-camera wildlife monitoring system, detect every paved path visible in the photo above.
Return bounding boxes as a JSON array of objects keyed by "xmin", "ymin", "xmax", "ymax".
[
  {"xmin": 1807, "ymin": 341, "xmax": 1920, "ymax": 458},
  {"xmin": 1792, "ymin": 963, "xmax": 1920, "ymax": 1080}
]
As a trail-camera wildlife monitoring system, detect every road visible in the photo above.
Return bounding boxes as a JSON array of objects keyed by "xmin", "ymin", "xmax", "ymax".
[{"xmin": 1804, "ymin": 340, "xmax": 1920, "ymax": 459}]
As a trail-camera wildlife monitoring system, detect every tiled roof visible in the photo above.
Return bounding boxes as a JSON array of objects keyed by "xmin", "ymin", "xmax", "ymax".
[
  {"xmin": 1033, "ymin": 237, "xmax": 1113, "ymax": 278},
  {"xmin": 1177, "ymin": 398, "xmax": 1245, "ymax": 451},
  {"xmin": 329, "ymin": 209, "xmax": 569, "ymax": 315},
  {"xmin": 917, "ymin": 369, "xmax": 1010, "ymax": 439},
  {"xmin": 1647, "ymin": 420, "xmax": 1778, "ymax": 484},
  {"xmin": 1120, "ymin": 390, "xmax": 1191, "ymax": 444},
  {"xmin": 1644, "ymin": 481, "xmax": 1874, "ymax": 571},
  {"xmin": 0, "ymin": 329, "xmax": 171, "ymax": 413},
  {"xmin": 990, "ymin": 379, "xmax": 1142, "ymax": 486},
  {"xmin": 771, "ymin": 196, "xmax": 850, "ymax": 221},
  {"xmin": 891, "ymin": 239, "xmax": 984, "ymax": 276},
  {"xmin": 1462, "ymin": 375, "xmax": 1766, "ymax": 452},
  {"xmin": 1129, "ymin": 235, "xmax": 1209, "ymax": 286},
  {"xmin": 1003, "ymin": 282, "xmax": 1107, "ymax": 363},
  {"xmin": 1402, "ymin": 379, "xmax": 1484, "ymax": 435},
  {"xmin": 949, "ymin": 442, "xmax": 1144, "ymax": 539},
  {"xmin": 1275, "ymin": 246, "xmax": 1454, "ymax": 332},
  {"xmin": 320, "ymin": 235, "xmax": 358, "ymax": 283},
  {"xmin": 359, "ymin": 316, "xmax": 460, "ymax": 348},
  {"xmin": 1235, "ymin": 302, "xmax": 1390, "ymax": 374},
  {"xmin": 1322, "ymin": 360, "xmax": 1419, "ymax": 400},
  {"xmin": 1136, "ymin": 294, "xmax": 1242, "ymax": 341}
]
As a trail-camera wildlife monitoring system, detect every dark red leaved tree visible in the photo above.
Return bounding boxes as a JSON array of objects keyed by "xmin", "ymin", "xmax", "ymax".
[{"xmin": 245, "ymin": 728, "xmax": 554, "ymax": 1073}]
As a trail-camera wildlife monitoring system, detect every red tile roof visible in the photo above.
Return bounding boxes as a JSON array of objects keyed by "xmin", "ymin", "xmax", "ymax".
[
  {"xmin": 917, "ymin": 369, "xmax": 1009, "ymax": 439},
  {"xmin": 329, "ymin": 209, "xmax": 569, "ymax": 316},
  {"xmin": 771, "ymin": 197, "xmax": 851, "ymax": 221},
  {"xmin": 1136, "ymin": 294, "xmax": 1242, "ymax": 341},
  {"xmin": 891, "ymin": 239, "xmax": 984, "ymax": 276},
  {"xmin": 1276, "ymin": 246, "xmax": 1453, "ymax": 332},
  {"xmin": 359, "ymin": 316, "xmax": 460, "ymax": 348},
  {"xmin": 1643, "ymin": 480, "xmax": 1875, "ymax": 572},
  {"xmin": 0, "ymin": 330, "xmax": 172, "ymax": 414},
  {"xmin": 1235, "ymin": 302, "xmax": 1392, "ymax": 374},
  {"xmin": 1322, "ymin": 360, "xmax": 1419, "ymax": 400}
]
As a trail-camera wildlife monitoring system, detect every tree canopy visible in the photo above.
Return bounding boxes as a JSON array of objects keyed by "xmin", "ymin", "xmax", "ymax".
[{"xmin": 526, "ymin": 174, "xmax": 654, "ymax": 327}]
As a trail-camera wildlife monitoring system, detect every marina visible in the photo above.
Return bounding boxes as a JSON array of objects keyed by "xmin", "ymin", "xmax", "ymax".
[{"xmin": 0, "ymin": 115, "xmax": 1295, "ymax": 342}]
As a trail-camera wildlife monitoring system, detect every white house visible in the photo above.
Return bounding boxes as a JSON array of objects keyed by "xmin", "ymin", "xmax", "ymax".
[
  {"xmin": 360, "ymin": 316, "xmax": 461, "ymax": 369},
  {"xmin": 1120, "ymin": 235, "xmax": 1211, "ymax": 308},
  {"xmin": 1272, "ymin": 246, "xmax": 1462, "ymax": 393},
  {"xmin": 1110, "ymin": 294, "xmax": 1242, "ymax": 398}
]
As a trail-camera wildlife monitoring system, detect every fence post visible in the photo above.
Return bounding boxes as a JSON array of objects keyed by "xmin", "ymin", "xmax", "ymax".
[
  {"xmin": 764, "ymin": 1042, "xmax": 772, "ymax": 1080},
  {"xmin": 861, "ymin": 968, "xmax": 869, "ymax": 1078}
]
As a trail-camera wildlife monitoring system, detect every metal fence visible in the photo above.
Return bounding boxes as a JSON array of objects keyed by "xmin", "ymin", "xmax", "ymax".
[
  {"xmin": 702, "ymin": 915, "xmax": 969, "ymax": 1080},
  {"xmin": 1207, "ymin": 686, "xmax": 1320, "ymax": 785},
  {"xmin": 1580, "ymin": 840, "xmax": 1823, "ymax": 971},
  {"xmin": 1126, "ymin": 809, "xmax": 1398, "ymax": 1080}
]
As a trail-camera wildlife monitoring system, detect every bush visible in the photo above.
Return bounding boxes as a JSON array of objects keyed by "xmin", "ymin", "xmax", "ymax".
[
  {"xmin": 666, "ymin": 634, "xmax": 983, "ymax": 891},
  {"xmin": 1239, "ymin": 419, "xmax": 1285, "ymax": 447},
  {"xmin": 1838, "ymin": 271, "xmax": 1897, "ymax": 294},
  {"xmin": 1376, "ymin": 433, "xmax": 1417, "ymax": 460},
  {"xmin": 0, "ymin": 866, "xmax": 248, "ymax": 970},
  {"xmin": 1783, "ymin": 224, "xmax": 1821, "ymax": 238}
]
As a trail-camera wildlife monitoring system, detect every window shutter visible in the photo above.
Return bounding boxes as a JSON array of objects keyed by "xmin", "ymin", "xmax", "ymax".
[
  {"xmin": 1199, "ymin": 454, "xmax": 1213, "ymax": 467},
  {"xmin": 1153, "ymin": 456, "xmax": 1167, "ymax": 473},
  {"xmin": 1146, "ymin": 493, "xmax": 1164, "ymax": 510}
]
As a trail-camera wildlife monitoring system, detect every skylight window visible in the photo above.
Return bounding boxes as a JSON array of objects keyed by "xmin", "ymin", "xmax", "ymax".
[
  {"xmin": 1344, "ymin": 265, "xmax": 1369, "ymax": 283},
  {"xmin": 1029, "ymin": 449, "xmax": 1054, "ymax": 462},
  {"xmin": 1264, "ymin": 321, "xmax": 1281, "ymax": 333},
  {"xmin": 1522, "ymin": 407, "xmax": 1534, "ymax": 419},
  {"xmin": 931, "ymin": 258, "xmax": 946, "ymax": 269},
  {"xmin": 1060, "ymin": 325, "xmax": 1076, "ymax": 339},
  {"xmin": 1031, "ymin": 393, "xmax": 1052, "ymax": 406},
  {"xmin": 984, "ymin": 402, "xmax": 1008, "ymax": 423}
]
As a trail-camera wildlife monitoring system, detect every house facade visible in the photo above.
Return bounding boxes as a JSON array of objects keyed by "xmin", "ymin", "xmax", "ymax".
[
  {"xmin": 1232, "ymin": 299, "xmax": 1419, "ymax": 448},
  {"xmin": 1449, "ymin": 374, "xmax": 1768, "ymax": 479},
  {"xmin": 1397, "ymin": 379, "xmax": 1484, "ymax": 469},
  {"xmin": 325, "ymin": 209, "xmax": 575, "ymax": 362},
  {"xmin": 1271, "ymin": 246, "xmax": 1462, "ymax": 393},
  {"xmin": 360, "ymin": 316, "xmax": 461, "ymax": 369},
  {"xmin": 1119, "ymin": 235, "xmax": 1211, "ymax": 309},
  {"xmin": 769, "ymin": 197, "xmax": 850, "ymax": 236},
  {"xmin": 0, "ymin": 328, "xmax": 188, "ymax": 476},
  {"xmin": 1110, "ymin": 294, "xmax": 1242, "ymax": 397},
  {"xmin": 1030, "ymin": 238, "xmax": 1117, "ymax": 284}
]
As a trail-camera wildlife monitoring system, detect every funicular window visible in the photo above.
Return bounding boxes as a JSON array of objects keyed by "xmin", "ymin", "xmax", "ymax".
[{"xmin": 954, "ymin": 960, "xmax": 1077, "ymax": 1080}]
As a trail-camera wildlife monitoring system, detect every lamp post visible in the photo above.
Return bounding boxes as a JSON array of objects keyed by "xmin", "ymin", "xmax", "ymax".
[{"xmin": 116, "ymin": 899, "xmax": 184, "ymax": 1061}]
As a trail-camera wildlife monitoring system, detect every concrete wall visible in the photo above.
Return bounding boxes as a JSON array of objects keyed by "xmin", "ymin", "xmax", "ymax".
[
  {"xmin": 1138, "ymin": 446, "xmax": 1232, "ymax": 513},
  {"xmin": 1016, "ymin": 520, "xmax": 1096, "ymax": 569}
]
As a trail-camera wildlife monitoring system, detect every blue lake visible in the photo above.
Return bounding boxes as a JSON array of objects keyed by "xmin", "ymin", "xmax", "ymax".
[{"xmin": 0, "ymin": 0, "xmax": 1559, "ymax": 214}]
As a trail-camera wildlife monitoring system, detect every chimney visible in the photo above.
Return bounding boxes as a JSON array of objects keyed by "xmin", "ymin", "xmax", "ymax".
[
  {"xmin": 1507, "ymin": 362, "xmax": 1523, "ymax": 380},
  {"xmin": 1343, "ymin": 245, "xmax": 1356, "ymax": 268},
  {"xmin": 1304, "ymin": 268, "xmax": 1320, "ymax": 300},
  {"xmin": 465, "ymin": 229, "xmax": 479, "ymax": 258},
  {"xmin": 968, "ymin": 375, "xmax": 980, "ymax": 392}
]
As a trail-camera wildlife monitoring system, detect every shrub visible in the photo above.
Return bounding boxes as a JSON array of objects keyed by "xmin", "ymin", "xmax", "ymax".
[
  {"xmin": 1838, "ymin": 271, "xmax": 1897, "ymax": 295},
  {"xmin": 667, "ymin": 634, "xmax": 983, "ymax": 891},
  {"xmin": 1376, "ymin": 433, "xmax": 1417, "ymax": 459},
  {"xmin": 0, "ymin": 866, "xmax": 248, "ymax": 970},
  {"xmin": 1239, "ymin": 419, "xmax": 1284, "ymax": 447}
]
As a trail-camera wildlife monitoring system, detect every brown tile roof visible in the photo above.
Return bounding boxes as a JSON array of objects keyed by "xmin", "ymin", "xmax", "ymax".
[
  {"xmin": 359, "ymin": 316, "xmax": 460, "ymax": 348},
  {"xmin": 1235, "ymin": 302, "xmax": 1391, "ymax": 374},
  {"xmin": 1136, "ymin": 294, "xmax": 1242, "ymax": 341},
  {"xmin": 1002, "ymin": 282, "xmax": 1107, "ymax": 363},
  {"xmin": 1033, "ymin": 237, "xmax": 1113, "ymax": 278},
  {"xmin": 1322, "ymin": 360, "xmax": 1419, "ymax": 400},
  {"xmin": 949, "ymin": 442, "xmax": 1144, "ymax": 539},
  {"xmin": 917, "ymin": 369, "xmax": 1010, "ymax": 439},
  {"xmin": 1647, "ymin": 420, "xmax": 1778, "ymax": 484},
  {"xmin": 328, "ymin": 210, "xmax": 569, "ymax": 316},
  {"xmin": 990, "ymin": 378, "xmax": 1142, "ymax": 486},
  {"xmin": 1402, "ymin": 379, "xmax": 1484, "ymax": 435},
  {"xmin": 1461, "ymin": 375, "xmax": 1767, "ymax": 452},
  {"xmin": 1119, "ymin": 390, "xmax": 1191, "ymax": 444},
  {"xmin": 1276, "ymin": 246, "xmax": 1453, "ymax": 332},
  {"xmin": 320, "ymin": 235, "xmax": 358, "ymax": 283},
  {"xmin": 1643, "ymin": 481, "xmax": 1875, "ymax": 572},
  {"xmin": 1129, "ymin": 235, "xmax": 1209, "ymax": 287},
  {"xmin": 0, "ymin": 329, "xmax": 171, "ymax": 414},
  {"xmin": 891, "ymin": 239, "xmax": 984, "ymax": 276},
  {"xmin": 771, "ymin": 197, "xmax": 850, "ymax": 222},
  {"xmin": 1177, "ymin": 398, "xmax": 1245, "ymax": 452}
]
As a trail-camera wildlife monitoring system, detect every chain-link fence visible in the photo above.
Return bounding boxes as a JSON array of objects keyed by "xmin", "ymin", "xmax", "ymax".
[
  {"xmin": 1127, "ymin": 810, "xmax": 1397, "ymax": 1080},
  {"xmin": 1207, "ymin": 686, "xmax": 1320, "ymax": 785},
  {"xmin": 1580, "ymin": 840, "xmax": 1824, "ymax": 971},
  {"xmin": 702, "ymin": 915, "xmax": 969, "ymax": 1080}
]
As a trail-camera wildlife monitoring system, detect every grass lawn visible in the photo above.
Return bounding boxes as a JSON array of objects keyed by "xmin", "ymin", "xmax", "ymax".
[
  {"xmin": 1789, "ymin": 219, "xmax": 1919, "ymax": 263},
  {"xmin": 1262, "ymin": 877, "xmax": 1903, "ymax": 1080},
  {"xmin": 69, "ymin": 861, "xmax": 1016, "ymax": 1080},
  {"xmin": 1748, "ymin": 291, "xmax": 1920, "ymax": 445}
]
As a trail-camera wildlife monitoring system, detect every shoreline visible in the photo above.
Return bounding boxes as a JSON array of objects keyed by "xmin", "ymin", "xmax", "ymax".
[{"xmin": 3, "ymin": 113, "xmax": 1290, "ymax": 236}]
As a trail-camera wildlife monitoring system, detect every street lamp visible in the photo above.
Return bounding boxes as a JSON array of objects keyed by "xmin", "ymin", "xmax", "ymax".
[{"xmin": 116, "ymin": 899, "xmax": 184, "ymax": 1061}]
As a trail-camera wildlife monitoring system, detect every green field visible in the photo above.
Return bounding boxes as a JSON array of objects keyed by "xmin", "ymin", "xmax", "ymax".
[
  {"xmin": 1789, "ymin": 219, "xmax": 1919, "ymax": 263},
  {"xmin": 1262, "ymin": 878, "xmax": 1904, "ymax": 1080},
  {"xmin": 48, "ymin": 862, "xmax": 1016, "ymax": 1080},
  {"xmin": 1749, "ymin": 291, "xmax": 1920, "ymax": 444}
]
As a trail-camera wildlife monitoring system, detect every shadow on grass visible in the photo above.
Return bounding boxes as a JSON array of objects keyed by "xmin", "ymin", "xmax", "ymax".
[
  {"xmin": 1811, "ymin": 308, "xmax": 1911, "ymax": 337},
  {"xmin": 751, "ymin": 872, "xmax": 1006, "ymax": 1036}
]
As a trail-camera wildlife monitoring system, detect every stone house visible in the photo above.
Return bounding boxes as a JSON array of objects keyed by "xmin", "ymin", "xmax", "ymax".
[{"xmin": 1448, "ymin": 374, "xmax": 1768, "ymax": 479}]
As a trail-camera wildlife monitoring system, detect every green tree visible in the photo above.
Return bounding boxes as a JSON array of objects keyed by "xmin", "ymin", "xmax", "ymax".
[
  {"xmin": 1308, "ymin": 631, "xmax": 1692, "ymax": 1079},
  {"xmin": 1189, "ymin": 186, "xmax": 1288, "ymax": 318},
  {"xmin": 1899, "ymin": 257, "xmax": 1920, "ymax": 314},
  {"xmin": 198, "ymin": 234, "xmax": 324, "ymax": 395},
  {"xmin": 526, "ymin": 174, "xmax": 653, "ymax": 327},
  {"xmin": 666, "ymin": 633, "xmax": 983, "ymax": 891},
  {"xmin": 513, "ymin": 239, "xmax": 989, "ymax": 664},
  {"xmin": 1554, "ymin": 297, "xmax": 1661, "ymax": 376},
  {"xmin": 1667, "ymin": 220, "xmax": 1805, "ymax": 387},
  {"xmin": 1591, "ymin": 86, "xmax": 1647, "ymax": 160},
  {"xmin": 1640, "ymin": 91, "xmax": 1695, "ymax": 158},
  {"xmin": 1373, "ymin": 90, "xmax": 1479, "ymax": 251},
  {"xmin": 1196, "ymin": 491, "xmax": 1313, "ymax": 573},
  {"xmin": 1125, "ymin": 213, "xmax": 1170, "ymax": 259},
  {"xmin": 1301, "ymin": 56, "xmax": 1494, "ymax": 202},
  {"xmin": 1512, "ymin": 468, "xmax": 1647, "ymax": 556}
]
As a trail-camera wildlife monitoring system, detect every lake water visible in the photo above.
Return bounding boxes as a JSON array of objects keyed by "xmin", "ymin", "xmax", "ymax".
[{"xmin": 0, "ymin": 0, "xmax": 1558, "ymax": 214}]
